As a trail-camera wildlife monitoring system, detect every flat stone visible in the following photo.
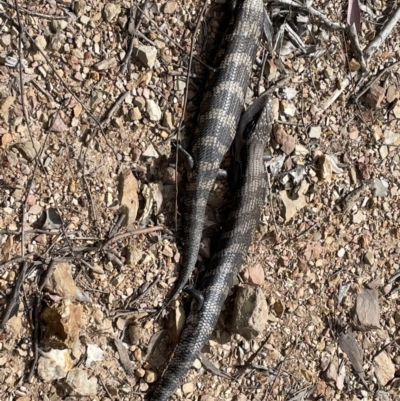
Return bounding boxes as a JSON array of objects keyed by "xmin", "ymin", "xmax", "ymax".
[
  {"xmin": 38, "ymin": 349, "xmax": 73, "ymax": 382},
  {"xmin": 66, "ymin": 369, "xmax": 98, "ymax": 396},
  {"xmin": 17, "ymin": 140, "xmax": 41, "ymax": 161},
  {"xmin": 93, "ymin": 58, "xmax": 117, "ymax": 71},
  {"xmin": 134, "ymin": 96, "xmax": 146, "ymax": 110},
  {"xmin": 355, "ymin": 288, "xmax": 379, "ymax": 329},
  {"xmin": 118, "ymin": 170, "xmax": 139, "ymax": 227},
  {"xmin": 273, "ymin": 124, "xmax": 295, "ymax": 155},
  {"xmin": 374, "ymin": 352, "xmax": 395, "ymax": 386},
  {"xmin": 241, "ymin": 263, "xmax": 265, "ymax": 286},
  {"xmin": 280, "ymin": 180, "xmax": 309, "ymax": 222},
  {"xmin": 146, "ymin": 99, "xmax": 162, "ymax": 122},
  {"xmin": 309, "ymin": 126, "xmax": 321, "ymax": 139},
  {"xmin": 133, "ymin": 45, "xmax": 157, "ymax": 69},
  {"xmin": 364, "ymin": 85, "xmax": 385, "ymax": 108},
  {"xmin": 231, "ymin": 285, "xmax": 269, "ymax": 340},
  {"xmin": 103, "ymin": 3, "xmax": 121, "ymax": 22},
  {"xmin": 163, "ymin": 110, "xmax": 174, "ymax": 129}
]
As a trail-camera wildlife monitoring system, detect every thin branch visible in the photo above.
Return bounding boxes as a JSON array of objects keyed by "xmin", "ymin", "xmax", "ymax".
[
  {"xmin": 0, "ymin": 262, "xmax": 28, "ymax": 333},
  {"xmin": 102, "ymin": 225, "xmax": 164, "ymax": 249},
  {"xmin": 364, "ymin": 5, "xmax": 400, "ymax": 60}
]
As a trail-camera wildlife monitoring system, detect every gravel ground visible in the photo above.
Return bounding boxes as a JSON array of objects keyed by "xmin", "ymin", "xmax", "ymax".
[{"xmin": 0, "ymin": 0, "xmax": 400, "ymax": 400}]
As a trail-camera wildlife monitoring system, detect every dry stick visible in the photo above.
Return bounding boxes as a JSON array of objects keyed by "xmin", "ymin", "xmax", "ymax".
[
  {"xmin": 0, "ymin": 11, "xmax": 117, "ymax": 159},
  {"xmin": 0, "ymin": 262, "xmax": 28, "ymax": 333},
  {"xmin": 364, "ymin": 4, "xmax": 400, "ymax": 60},
  {"xmin": 262, "ymin": 342, "xmax": 297, "ymax": 401},
  {"xmin": 235, "ymin": 334, "xmax": 271, "ymax": 379},
  {"xmin": 174, "ymin": 0, "xmax": 209, "ymax": 230},
  {"xmin": 319, "ymin": 5, "xmax": 400, "ymax": 114},
  {"xmin": 355, "ymin": 60, "xmax": 400, "ymax": 102},
  {"xmin": 274, "ymin": 0, "xmax": 345, "ymax": 30},
  {"xmin": 0, "ymin": 0, "xmax": 67, "ymax": 19},
  {"xmin": 100, "ymin": 90, "xmax": 130, "ymax": 127},
  {"xmin": 0, "ymin": 253, "xmax": 37, "ymax": 273},
  {"xmin": 102, "ymin": 225, "xmax": 164, "ymax": 249}
]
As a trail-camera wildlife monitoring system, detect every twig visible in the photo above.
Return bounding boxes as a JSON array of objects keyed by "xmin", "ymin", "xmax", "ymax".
[
  {"xmin": 364, "ymin": 5, "xmax": 400, "ymax": 60},
  {"xmin": 273, "ymin": 223, "xmax": 316, "ymax": 248},
  {"xmin": 102, "ymin": 225, "xmax": 164, "ymax": 249},
  {"xmin": 101, "ymin": 90, "xmax": 130, "ymax": 127},
  {"xmin": 174, "ymin": 0, "xmax": 209, "ymax": 230},
  {"xmin": 262, "ymin": 341, "xmax": 297, "ymax": 401},
  {"xmin": 127, "ymin": 276, "xmax": 160, "ymax": 308},
  {"xmin": 0, "ymin": 253, "xmax": 37, "ymax": 273},
  {"xmin": 235, "ymin": 334, "xmax": 271, "ymax": 379},
  {"xmin": 355, "ymin": 60, "xmax": 400, "ymax": 102},
  {"xmin": 0, "ymin": 0, "xmax": 67, "ymax": 19},
  {"xmin": 0, "ymin": 262, "xmax": 28, "ymax": 333},
  {"xmin": 274, "ymin": 0, "xmax": 345, "ymax": 30},
  {"xmin": 0, "ymin": 10, "xmax": 118, "ymax": 159},
  {"xmin": 27, "ymin": 294, "xmax": 40, "ymax": 382}
]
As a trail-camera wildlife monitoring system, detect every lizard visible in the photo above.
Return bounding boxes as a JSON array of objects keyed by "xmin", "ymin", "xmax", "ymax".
[
  {"xmin": 150, "ymin": 96, "xmax": 273, "ymax": 401},
  {"xmin": 167, "ymin": 0, "xmax": 265, "ymax": 305}
]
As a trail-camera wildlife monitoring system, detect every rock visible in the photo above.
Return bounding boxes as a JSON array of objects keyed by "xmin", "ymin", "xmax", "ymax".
[
  {"xmin": 337, "ymin": 248, "xmax": 346, "ymax": 258},
  {"xmin": 364, "ymin": 252, "xmax": 375, "ymax": 266},
  {"xmin": 354, "ymin": 288, "xmax": 380, "ymax": 330},
  {"xmin": 379, "ymin": 145, "xmax": 388, "ymax": 159},
  {"xmin": 163, "ymin": 110, "xmax": 174, "ymax": 129},
  {"xmin": 85, "ymin": 344, "xmax": 104, "ymax": 367},
  {"xmin": 241, "ymin": 263, "xmax": 265, "ymax": 286},
  {"xmin": 144, "ymin": 370, "xmax": 157, "ymax": 383},
  {"xmin": 392, "ymin": 102, "xmax": 400, "ymax": 119},
  {"xmin": 129, "ymin": 107, "xmax": 142, "ymax": 121},
  {"xmin": 386, "ymin": 85, "xmax": 398, "ymax": 103},
  {"xmin": 309, "ymin": 126, "xmax": 321, "ymax": 139},
  {"xmin": 17, "ymin": 140, "xmax": 41, "ymax": 161},
  {"xmin": 316, "ymin": 154, "xmax": 332, "ymax": 182},
  {"xmin": 364, "ymin": 85, "xmax": 385, "ymax": 108},
  {"xmin": 279, "ymin": 100, "xmax": 296, "ymax": 117},
  {"xmin": 6, "ymin": 315, "xmax": 22, "ymax": 336},
  {"xmin": 44, "ymin": 262, "xmax": 78, "ymax": 300},
  {"xmin": 142, "ymin": 143, "xmax": 159, "ymax": 158},
  {"xmin": 373, "ymin": 178, "xmax": 388, "ymax": 197},
  {"xmin": 352, "ymin": 210, "xmax": 365, "ymax": 224},
  {"xmin": 49, "ymin": 113, "xmax": 68, "ymax": 133},
  {"xmin": 163, "ymin": 1, "xmax": 177, "ymax": 14},
  {"xmin": 41, "ymin": 302, "xmax": 83, "ymax": 348},
  {"xmin": 324, "ymin": 357, "xmax": 338, "ymax": 382},
  {"xmin": 93, "ymin": 58, "xmax": 117, "ymax": 71},
  {"xmin": 182, "ymin": 381, "xmax": 196, "ymax": 394},
  {"xmin": 133, "ymin": 45, "xmax": 157, "ymax": 69},
  {"xmin": 167, "ymin": 300, "xmax": 185, "ymax": 344},
  {"xmin": 265, "ymin": 60, "xmax": 277, "ymax": 80},
  {"xmin": 1, "ymin": 133, "xmax": 13, "ymax": 146},
  {"xmin": 280, "ymin": 180, "xmax": 309, "ymax": 222},
  {"xmin": 1, "ymin": 34, "xmax": 11, "ymax": 46},
  {"xmin": 118, "ymin": 170, "xmax": 139, "ymax": 227},
  {"xmin": 374, "ymin": 352, "xmax": 395, "ymax": 386},
  {"xmin": 103, "ymin": 3, "xmax": 121, "ymax": 21},
  {"xmin": 383, "ymin": 129, "xmax": 400, "ymax": 145},
  {"xmin": 146, "ymin": 99, "xmax": 162, "ymax": 122},
  {"xmin": 74, "ymin": 0, "xmax": 86, "ymax": 17},
  {"xmin": 38, "ymin": 349, "xmax": 73, "ymax": 382},
  {"xmin": 231, "ymin": 286, "xmax": 269, "ymax": 340},
  {"xmin": 35, "ymin": 35, "xmax": 47, "ymax": 51},
  {"xmin": 273, "ymin": 124, "xmax": 295, "ymax": 155},
  {"xmin": 0, "ymin": 96, "xmax": 15, "ymax": 116},
  {"xmin": 134, "ymin": 96, "xmax": 146, "ymax": 110},
  {"xmin": 66, "ymin": 369, "xmax": 98, "ymax": 396},
  {"xmin": 349, "ymin": 58, "xmax": 361, "ymax": 71}
]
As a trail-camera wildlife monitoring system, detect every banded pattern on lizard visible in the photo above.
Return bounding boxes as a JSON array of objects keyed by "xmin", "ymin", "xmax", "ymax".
[
  {"xmin": 150, "ymin": 97, "xmax": 273, "ymax": 401},
  {"xmin": 168, "ymin": 0, "xmax": 265, "ymax": 303}
]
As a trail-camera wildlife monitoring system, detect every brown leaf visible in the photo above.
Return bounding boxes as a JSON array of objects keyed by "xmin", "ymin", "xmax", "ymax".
[{"xmin": 118, "ymin": 170, "xmax": 139, "ymax": 227}]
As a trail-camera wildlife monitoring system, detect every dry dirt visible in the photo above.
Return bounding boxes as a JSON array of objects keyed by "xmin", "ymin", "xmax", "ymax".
[{"xmin": 0, "ymin": 0, "xmax": 400, "ymax": 400}]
